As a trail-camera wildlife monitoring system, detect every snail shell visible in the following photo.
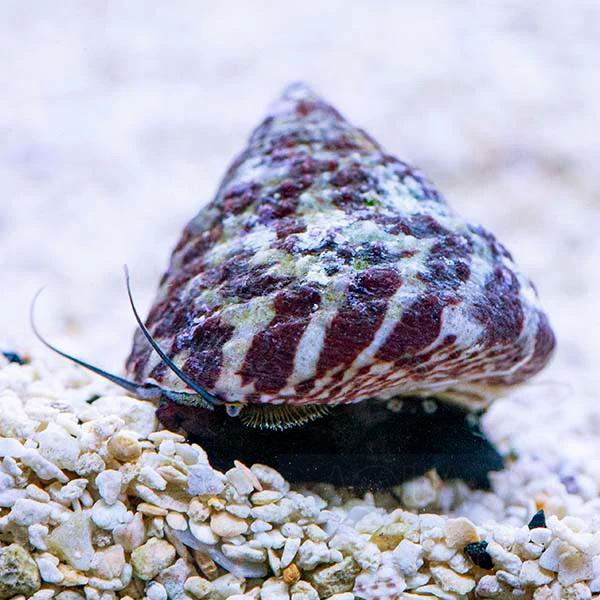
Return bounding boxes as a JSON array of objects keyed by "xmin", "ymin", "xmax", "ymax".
[{"xmin": 124, "ymin": 82, "xmax": 555, "ymax": 421}]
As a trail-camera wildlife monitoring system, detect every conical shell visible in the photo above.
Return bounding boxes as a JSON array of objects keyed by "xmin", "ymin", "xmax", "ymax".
[{"xmin": 126, "ymin": 83, "xmax": 555, "ymax": 410}]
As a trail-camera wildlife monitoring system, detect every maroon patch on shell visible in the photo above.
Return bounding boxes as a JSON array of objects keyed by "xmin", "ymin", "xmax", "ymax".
[
  {"xmin": 219, "ymin": 262, "xmax": 295, "ymax": 301},
  {"xmin": 181, "ymin": 317, "xmax": 235, "ymax": 389},
  {"xmin": 472, "ymin": 266, "xmax": 524, "ymax": 346},
  {"xmin": 316, "ymin": 268, "xmax": 402, "ymax": 376},
  {"xmin": 376, "ymin": 294, "xmax": 444, "ymax": 365},
  {"xmin": 275, "ymin": 217, "xmax": 307, "ymax": 239},
  {"xmin": 222, "ymin": 182, "xmax": 261, "ymax": 215},
  {"xmin": 239, "ymin": 285, "xmax": 321, "ymax": 394}
]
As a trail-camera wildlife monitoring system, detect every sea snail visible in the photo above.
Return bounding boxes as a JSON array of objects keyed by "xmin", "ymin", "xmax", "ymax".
[{"xmin": 35, "ymin": 83, "xmax": 555, "ymax": 450}]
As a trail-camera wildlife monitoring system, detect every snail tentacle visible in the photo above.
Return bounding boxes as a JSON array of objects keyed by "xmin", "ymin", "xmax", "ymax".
[
  {"xmin": 30, "ymin": 288, "xmax": 160, "ymax": 399},
  {"xmin": 124, "ymin": 266, "xmax": 220, "ymax": 408}
]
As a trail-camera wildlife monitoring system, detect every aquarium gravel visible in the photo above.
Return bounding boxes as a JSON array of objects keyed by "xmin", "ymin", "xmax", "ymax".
[{"xmin": 1, "ymin": 354, "xmax": 599, "ymax": 599}]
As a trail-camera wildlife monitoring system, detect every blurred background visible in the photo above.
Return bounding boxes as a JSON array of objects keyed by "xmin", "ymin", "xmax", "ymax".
[{"xmin": 1, "ymin": 1, "xmax": 598, "ymax": 395}]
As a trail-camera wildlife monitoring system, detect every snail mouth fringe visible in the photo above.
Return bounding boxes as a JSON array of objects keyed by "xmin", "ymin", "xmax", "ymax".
[
  {"xmin": 156, "ymin": 397, "xmax": 504, "ymax": 490},
  {"xmin": 240, "ymin": 404, "xmax": 331, "ymax": 430}
]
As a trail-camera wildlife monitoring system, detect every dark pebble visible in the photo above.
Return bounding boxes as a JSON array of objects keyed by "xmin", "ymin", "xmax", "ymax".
[
  {"xmin": 464, "ymin": 541, "xmax": 494, "ymax": 570},
  {"xmin": 2, "ymin": 351, "xmax": 26, "ymax": 365},
  {"xmin": 528, "ymin": 509, "xmax": 547, "ymax": 530}
]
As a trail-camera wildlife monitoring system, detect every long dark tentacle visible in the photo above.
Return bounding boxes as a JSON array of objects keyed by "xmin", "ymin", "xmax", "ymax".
[
  {"xmin": 124, "ymin": 267, "xmax": 220, "ymax": 407},
  {"xmin": 30, "ymin": 289, "xmax": 160, "ymax": 399}
]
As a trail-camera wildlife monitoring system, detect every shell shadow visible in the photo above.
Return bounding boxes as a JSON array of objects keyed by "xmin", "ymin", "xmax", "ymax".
[{"xmin": 157, "ymin": 398, "xmax": 503, "ymax": 490}]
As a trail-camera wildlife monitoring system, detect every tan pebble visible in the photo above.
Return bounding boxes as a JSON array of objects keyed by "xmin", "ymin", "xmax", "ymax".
[
  {"xmin": 430, "ymin": 565, "xmax": 476, "ymax": 595},
  {"xmin": 57, "ymin": 564, "xmax": 89, "ymax": 586},
  {"xmin": 532, "ymin": 585, "xmax": 554, "ymax": 600},
  {"xmin": 147, "ymin": 516, "xmax": 165, "ymax": 538},
  {"xmin": 47, "ymin": 511, "xmax": 95, "ymax": 571},
  {"xmin": 207, "ymin": 496, "xmax": 225, "ymax": 511},
  {"xmin": 136, "ymin": 502, "xmax": 168, "ymax": 516},
  {"xmin": 290, "ymin": 580, "xmax": 319, "ymax": 600},
  {"xmin": 304, "ymin": 524, "xmax": 328, "ymax": 542},
  {"xmin": 234, "ymin": 460, "xmax": 262, "ymax": 490},
  {"xmin": 283, "ymin": 563, "xmax": 301, "ymax": 585},
  {"xmin": 189, "ymin": 499, "xmax": 210, "ymax": 523},
  {"xmin": 520, "ymin": 560, "xmax": 554, "ymax": 587},
  {"xmin": 166, "ymin": 512, "xmax": 188, "ymax": 531},
  {"xmin": 250, "ymin": 464, "xmax": 288, "ymax": 494},
  {"xmin": 306, "ymin": 557, "xmax": 360, "ymax": 597},
  {"xmin": 184, "ymin": 575, "xmax": 214, "ymax": 598},
  {"xmin": 113, "ymin": 512, "xmax": 145, "ymax": 552},
  {"xmin": 251, "ymin": 490, "xmax": 283, "ymax": 506},
  {"xmin": 445, "ymin": 517, "xmax": 480, "ymax": 547},
  {"xmin": 107, "ymin": 431, "xmax": 141, "ymax": 462},
  {"xmin": 210, "ymin": 511, "xmax": 248, "ymax": 537},
  {"xmin": 163, "ymin": 526, "xmax": 194, "ymax": 564},
  {"xmin": 130, "ymin": 538, "xmax": 176, "ymax": 580},
  {"xmin": 148, "ymin": 430, "xmax": 186, "ymax": 444},
  {"xmin": 91, "ymin": 544, "xmax": 126, "ymax": 579},
  {"xmin": 227, "ymin": 466, "xmax": 256, "ymax": 496},
  {"xmin": 556, "ymin": 545, "xmax": 593, "ymax": 587},
  {"xmin": 370, "ymin": 522, "xmax": 410, "ymax": 551},
  {"xmin": 192, "ymin": 549, "xmax": 219, "ymax": 581}
]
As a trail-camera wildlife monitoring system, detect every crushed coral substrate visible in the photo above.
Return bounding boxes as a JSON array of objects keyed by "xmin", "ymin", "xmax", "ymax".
[{"xmin": 0, "ymin": 355, "xmax": 599, "ymax": 600}]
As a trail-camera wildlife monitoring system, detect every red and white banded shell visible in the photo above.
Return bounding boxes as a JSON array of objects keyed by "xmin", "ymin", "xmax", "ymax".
[{"xmin": 126, "ymin": 83, "xmax": 555, "ymax": 411}]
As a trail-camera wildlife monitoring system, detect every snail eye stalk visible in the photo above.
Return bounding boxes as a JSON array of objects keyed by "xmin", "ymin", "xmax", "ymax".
[{"xmin": 124, "ymin": 266, "xmax": 220, "ymax": 408}]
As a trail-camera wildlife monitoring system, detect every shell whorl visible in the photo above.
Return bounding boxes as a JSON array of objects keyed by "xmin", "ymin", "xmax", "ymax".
[{"xmin": 126, "ymin": 83, "xmax": 555, "ymax": 410}]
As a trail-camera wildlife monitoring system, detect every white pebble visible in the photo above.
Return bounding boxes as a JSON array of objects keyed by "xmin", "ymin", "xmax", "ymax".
[
  {"xmin": 190, "ymin": 521, "xmax": 220, "ymax": 545},
  {"xmin": 392, "ymin": 539, "xmax": 424, "ymax": 576},
  {"xmin": 188, "ymin": 464, "xmax": 225, "ymax": 496},
  {"xmin": 36, "ymin": 553, "xmax": 65, "ymax": 584},
  {"xmin": 281, "ymin": 537, "xmax": 301, "ymax": 568},
  {"xmin": 9, "ymin": 498, "xmax": 52, "ymax": 526},
  {"xmin": 91, "ymin": 500, "xmax": 132, "ymax": 531},
  {"xmin": 95, "ymin": 470, "xmax": 122, "ymax": 505},
  {"xmin": 146, "ymin": 581, "xmax": 168, "ymax": 600}
]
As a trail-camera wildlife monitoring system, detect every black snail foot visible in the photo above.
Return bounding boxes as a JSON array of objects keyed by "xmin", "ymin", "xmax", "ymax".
[{"xmin": 156, "ymin": 397, "xmax": 504, "ymax": 490}]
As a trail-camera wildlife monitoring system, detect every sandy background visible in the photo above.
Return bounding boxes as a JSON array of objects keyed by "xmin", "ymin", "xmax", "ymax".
[{"xmin": 1, "ymin": 1, "xmax": 599, "ymax": 399}]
